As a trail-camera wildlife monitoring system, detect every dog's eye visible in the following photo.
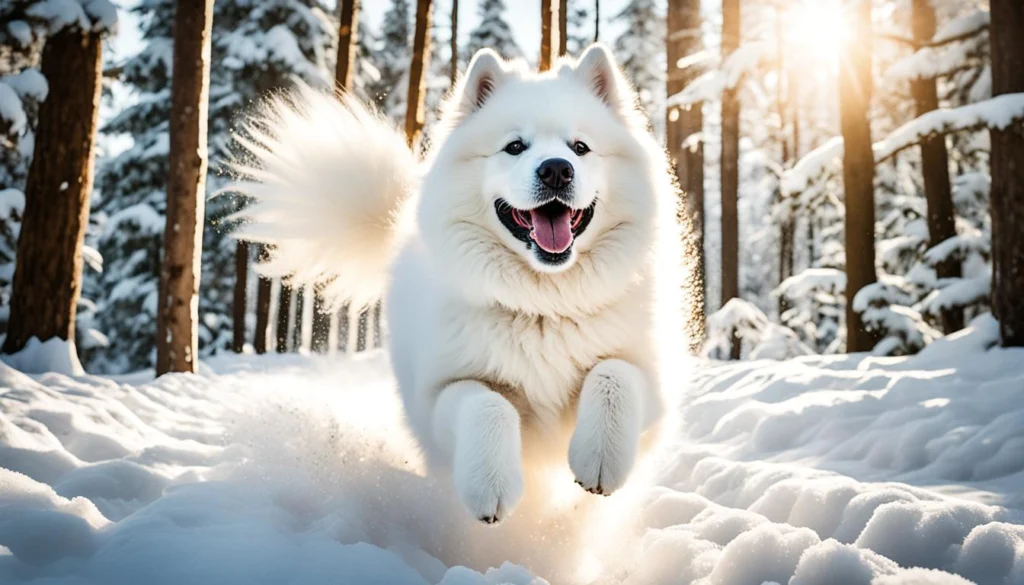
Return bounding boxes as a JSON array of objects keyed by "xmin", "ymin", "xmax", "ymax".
[
  {"xmin": 573, "ymin": 141, "xmax": 591, "ymax": 156},
  {"xmin": 503, "ymin": 140, "xmax": 527, "ymax": 156}
]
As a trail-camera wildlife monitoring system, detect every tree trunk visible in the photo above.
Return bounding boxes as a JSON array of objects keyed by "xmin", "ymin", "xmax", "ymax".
[
  {"xmin": 540, "ymin": 0, "xmax": 554, "ymax": 71},
  {"xmin": 232, "ymin": 241, "xmax": 247, "ymax": 353},
  {"xmin": 156, "ymin": 0, "xmax": 214, "ymax": 375},
  {"xmin": 253, "ymin": 250, "xmax": 272, "ymax": 354},
  {"xmin": 405, "ymin": 0, "xmax": 434, "ymax": 150},
  {"xmin": 2, "ymin": 28, "xmax": 102, "ymax": 356},
  {"xmin": 593, "ymin": 0, "xmax": 600, "ymax": 43},
  {"xmin": 450, "ymin": 0, "xmax": 459, "ymax": 86},
  {"xmin": 989, "ymin": 0, "xmax": 1024, "ymax": 347},
  {"xmin": 720, "ymin": 0, "xmax": 741, "ymax": 307},
  {"xmin": 775, "ymin": 6, "xmax": 794, "ymax": 318},
  {"xmin": 558, "ymin": 0, "xmax": 568, "ymax": 56},
  {"xmin": 310, "ymin": 289, "xmax": 331, "ymax": 353},
  {"xmin": 667, "ymin": 0, "xmax": 707, "ymax": 351},
  {"xmin": 275, "ymin": 283, "xmax": 292, "ymax": 353},
  {"xmin": 337, "ymin": 302, "xmax": 351, "ymax": 353},
  {"xmin": 356, "ymin": 307, "xmax": 369, "ymax": 352},
  {"xmin": 373, "ymin": 300, "xmax": 383, "ymax": 348},
  {"xmin": 911, "ymin": 0, "xmax": 961, "ymax": 334},
  {"xmin": 291, "ymin": 286, "xmax": 305, "ymax": 351},
  {"xmin": 335, "ymin": 0, "xmax": 360, "ymax": 90},
  {"xmin": 838, "ymin": 0, "xmax": 879, "ymax": 353}
]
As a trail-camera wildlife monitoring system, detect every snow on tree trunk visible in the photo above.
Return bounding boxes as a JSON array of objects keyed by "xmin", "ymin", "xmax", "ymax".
[
  {"xmin": 912, "ymin": 0, "xmax": 961, "ymax": 335},
  {"xmin": 2, "ymin": 28, "xmax": 101, "ymax": 356},
  {"xmin": 720, "ymin": 0, "xmax": 740, "ymax": 307},
  {"xmin": 404, "ymin": 0, "xmax": 433, "ymax": 150},
  {"xmin": 232, "ymin": 241, "xmax": 247, "ymax": 353},
  {"xmin": 666, "ymin": 0, "xmax": 706, "ymax": 351},
  {"xmin": 989, "ymin": 0, "xmax": 1024, "ymax": 347},
  {"xmin": 838, "ymin": 0, "xmax": 880, "ymax": 353},
  {"xmin": 156, "ymin": 0, "xmax": 214, "ymax": 375},
  {"xmin": 336, "ymin": 0, "xmax": 360, "ymax": 90},
  {"xmin": 275, "ymin": 283, "xmax": 292, "ymax": 353}
]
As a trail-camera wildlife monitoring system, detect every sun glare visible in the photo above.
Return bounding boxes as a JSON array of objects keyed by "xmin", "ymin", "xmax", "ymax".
[{"xmin": 785, "ymin": 0, "xmax": 849, "ymax": 65}]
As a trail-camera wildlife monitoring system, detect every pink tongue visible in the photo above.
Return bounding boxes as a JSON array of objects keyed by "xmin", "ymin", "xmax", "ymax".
[{"xmin": 530, "ymin": 208, "xmax": 574, "ymax": 253}]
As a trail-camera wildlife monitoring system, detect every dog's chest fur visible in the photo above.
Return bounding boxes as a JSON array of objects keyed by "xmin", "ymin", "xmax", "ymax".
[{"xmin": 431, "ymin": 293, "xmax": 649, "ymax": 427}]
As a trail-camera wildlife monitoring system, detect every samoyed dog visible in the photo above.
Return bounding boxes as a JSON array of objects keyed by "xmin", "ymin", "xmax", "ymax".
[{"xmin": 232, "ymin": 45, "xmax": 685, "ymax": 524}]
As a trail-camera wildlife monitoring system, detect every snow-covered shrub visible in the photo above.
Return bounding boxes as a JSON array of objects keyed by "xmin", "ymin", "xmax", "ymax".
[
  {"xmin": 853, "ymin": 278, "xmax": 942, "ymax": 356},
  {"xmin": 774, "ymin": 269, "xmax": 846, "ymax": 354},
  {"xmin": 704, "ymin": 298, "xmax": 812, "ymax": 360}
]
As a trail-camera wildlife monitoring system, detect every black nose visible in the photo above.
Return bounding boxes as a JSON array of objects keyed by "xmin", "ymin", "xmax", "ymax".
[{"xmin": 536, "ymin": 158, "xmax": 574, "ymax": 190}]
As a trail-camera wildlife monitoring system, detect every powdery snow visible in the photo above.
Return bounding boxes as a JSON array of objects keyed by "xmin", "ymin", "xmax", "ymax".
[
  {"xmin": 0, "ymin": 337, "xmax": 85, "ymax": 376},
  {"xmin": 0, "ymin": 320, "xmax": 1021, "ymax": 584},
  {"xmin": 782, "ymin": 94, "xmax": 1024, "ymax": 196}
]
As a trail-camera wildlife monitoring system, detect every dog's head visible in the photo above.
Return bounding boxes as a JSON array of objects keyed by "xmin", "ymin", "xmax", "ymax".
[{"xmin": 418, "ymin": 45, "xmax": 671, "ymax": 315}]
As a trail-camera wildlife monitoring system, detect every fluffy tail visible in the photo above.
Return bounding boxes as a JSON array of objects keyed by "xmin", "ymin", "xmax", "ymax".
[{"xmin": 227, "ymin": 85, "xmax": 416, "ymax": 308}]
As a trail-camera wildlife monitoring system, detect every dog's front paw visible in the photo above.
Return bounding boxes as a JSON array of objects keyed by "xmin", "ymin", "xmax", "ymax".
[
  {"xmin": 452, "ymin": 393, "xmax": 525, "ymax": 523},
  {"xmin": 569, "ymin": 359, "xmax": 645, "ymax": 496}
]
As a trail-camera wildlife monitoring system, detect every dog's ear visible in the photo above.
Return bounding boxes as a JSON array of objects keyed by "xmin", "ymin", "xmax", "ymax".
[
  {"xmin": 454, "ymin": 49, "xmax": 509, "ymax": 116},
  {"xmin": 574, "ymin": 44, "xmax": 628, "ymax": 110}
]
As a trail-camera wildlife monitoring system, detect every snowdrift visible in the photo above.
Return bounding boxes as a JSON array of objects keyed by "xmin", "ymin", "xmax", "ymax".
[{"xmin": 1, "ymin": 316, "xmax": 1023, "ymax": 584}]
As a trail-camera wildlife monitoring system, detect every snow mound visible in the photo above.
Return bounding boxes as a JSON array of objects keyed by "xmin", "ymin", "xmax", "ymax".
[
  {"xmin": 0, "ymin": 337, "xmax": 85, "ymax": 376},
  {"xmin": 0, "ymin": 333, "xmax": 1022, "ymax": 584}
]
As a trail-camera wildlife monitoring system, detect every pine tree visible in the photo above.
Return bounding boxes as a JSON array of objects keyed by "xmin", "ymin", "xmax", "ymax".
[
  {"xmin": 719, "ymin": 0, "xmax": 740, "ymax": 307},
  {"xmin": 989, "ymin": 0, "xmax": 1024, "ymax": 347},
  {"xmin": 376, "ymin": 0, "xmax": 413, "ymax": 119},
  {"xmin": 564, "ymin": 0, "xmax": 591, "ymax": 56},
  {"xmin": 2, "ymin": 1, "xmax": 115, "ymax": 358},
  {"xmin": 466, "ymin": 0, "xmax": 522, "ymax": 61},
  {"xmin": 92, "ymin": 0, "xmax": 334, "ymax": 372},
  {"xmin": 838, "ymin": 0, "xmax": 879, "ymax": 353},
  {"xmin": 612, "ymin": 0, "xmax": 665, "ymax": 125},
  {"xmin": 666, "ymin": 0, "xmax": 706, "ymax": 351}
]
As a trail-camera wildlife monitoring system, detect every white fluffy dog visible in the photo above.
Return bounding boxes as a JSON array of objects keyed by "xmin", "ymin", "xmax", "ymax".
[{"xmin": 232, "ymin": 45, "xmax": 684, "ymax": 524}]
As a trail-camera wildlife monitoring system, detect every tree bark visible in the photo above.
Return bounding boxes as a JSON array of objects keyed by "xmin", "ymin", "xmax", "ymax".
[
  {"xmin": 337, "ymin": 302, "xmax": 351, "ymax": 353},
  {"xmin": 405, "ymin": 0, "xmax": 434, "ymax": 150},
  {"xmin": 356, "ymin": 307, "xmax": 369, "ymax": 352},
  {"xmin": 667, "ymin": 0, "xmax": 707, "ymax": 351},
  {"xmin": 253, "ymin": 249, "xmax": 272, "ymax": 354},
  {"xmin": 540, "ymin": 0, "xmax": 555, "ymax": 71},
  {"xmin": 335, "ymin": 0, "xmax": 360, "ymax": 90},
  {"xmin": 2, "ymin": 28, "xmax": 102, "ymax": 355},
  {"xmin": 838, "ymin": 0, "xmax": 880, "ymax": 353},
  {"xmin": 720, "ymin": 0, "xmax": 741, "ymax": 307},
  {"xmin": 593, "ymin": 0, "xmax": 600, "ymax": 43},
  {"xmin": 558, "ymin": 0, "xmax": 568, "ymax": 56},
  {"xmin": 912, "ymin": 0, "xmax": 961, "ymax": 334},
  {"xmin": 275, "ymin": 283, "xmax": 292, "ymax": 353},
  {"xmin": 291, "ymin": 286, "xmax": 305, "ymax": 351},
  {"xmin": 450, "ymin": 0, "xmax": 459, "ymax": 86},
  {"xmin": 989, "ymin": 0, "xmax": 1024, "ymax": 347},
  {"xmin": 373, "ymin": 300, "xmax": 383, "ymax": 348},
  {"xmin": 156, "ymin": 0, "xmax": 213, "ymax": 375},
  {"xmin": 310, "ymin": 288, "xmax": 331, "ymax": 353},
  {"xmin": 232, "ymin": 241, "xmax": 248, "ymax": 353}
]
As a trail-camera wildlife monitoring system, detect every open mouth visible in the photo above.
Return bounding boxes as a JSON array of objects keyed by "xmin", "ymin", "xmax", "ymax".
[{"xmin": 494, "ymin": 199, "xmax": 596, "ymax": 265}]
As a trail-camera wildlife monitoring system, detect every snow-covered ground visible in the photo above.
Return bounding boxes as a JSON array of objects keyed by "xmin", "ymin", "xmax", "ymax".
[{"xmin": 2, "ymin": 316, "xmax": 1023, "ymax": 584}]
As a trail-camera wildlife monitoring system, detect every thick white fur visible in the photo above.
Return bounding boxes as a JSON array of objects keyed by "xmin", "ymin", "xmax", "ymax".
[{"xmin": 232, "ymin": 45, "xmax": 685, "ymax": 523}]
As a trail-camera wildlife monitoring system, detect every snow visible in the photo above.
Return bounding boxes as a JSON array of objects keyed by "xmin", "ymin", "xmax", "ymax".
[
  {"xmin": 934, "ymin": 10, "xmax": 990, "ymax": 44},
  {"xmin": 0, "ymin": 83, "xmax": 26, "ymax": 137},
  {"xmin": 1, "ymin": 69, "xmax": 48, "ymax": 102},
  {"xmin": 782, "ymin": 94, "xmax": 1024, "ymax": 196},
  {"xmin": 6, "ymin": 20, "xmax": 33, "ymax": 47},
  {"xmin": 667, "ymin": 42, "xmax": 769, "ymax": 107},
  {"xmin": 2, "ymin": 320, "xmax": 1021, "ymax": 583},
  {"xmin": 0, "ymin": 337, "xmax": 85, "ymax": 376},
  {"xmin": 0, "ymin": 188, "xmax": 26, "ymax": 218},
  {"xmin": 25, "ymin": 0, "xmax": 118, "ymax": 34}
]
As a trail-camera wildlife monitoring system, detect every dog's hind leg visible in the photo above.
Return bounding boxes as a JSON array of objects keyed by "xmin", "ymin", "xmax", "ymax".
[
  {"xmin": 568, "ymin": 359, "xmax": 647, "ymax": 496},
  {"xmin": 433, "ymin": 380, "xmax": 525, "ymax": 523}
]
